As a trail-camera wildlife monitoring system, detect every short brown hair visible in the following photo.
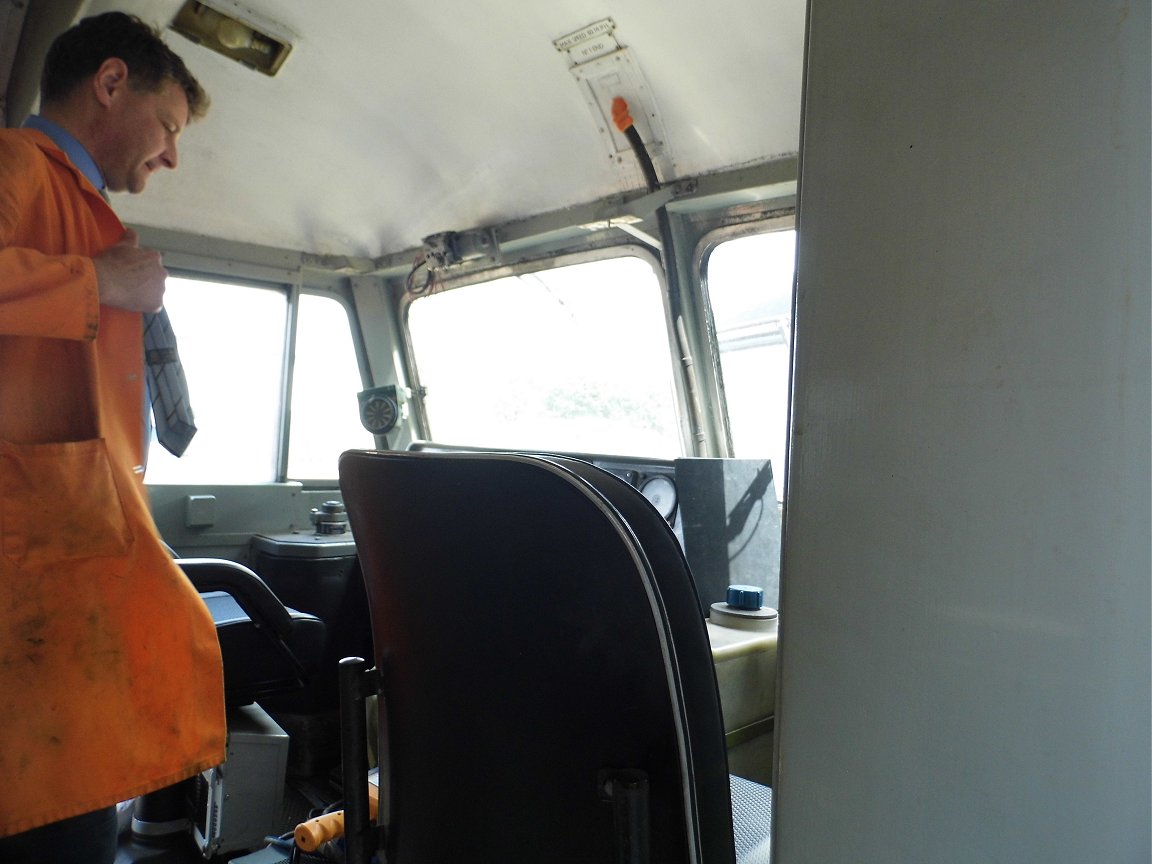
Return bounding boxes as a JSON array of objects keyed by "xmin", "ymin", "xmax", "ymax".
[{"xmin": 41, "ymin": 11, "xmax": 209, "ymax": 119}]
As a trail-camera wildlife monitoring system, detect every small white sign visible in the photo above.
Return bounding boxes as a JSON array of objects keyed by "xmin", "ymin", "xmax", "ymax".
[
  {"xmin": 553, "ymin": 18, "xmax": 617, "ymax": 53},
  {"xmin": 569, "ymin": 37, "xmax": 619, "ymax": 64}
]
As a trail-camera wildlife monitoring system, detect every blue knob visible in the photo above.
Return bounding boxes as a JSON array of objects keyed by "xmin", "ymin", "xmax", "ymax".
[{"xmin": 726, "ymin": 584, "xmax": 764, "ymax": 611}]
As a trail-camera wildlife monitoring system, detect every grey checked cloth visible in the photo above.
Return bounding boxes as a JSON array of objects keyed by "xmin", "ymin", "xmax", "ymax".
[{"xmin": 143, "ymin": 308, "xmax": 197, "ymax": 456}]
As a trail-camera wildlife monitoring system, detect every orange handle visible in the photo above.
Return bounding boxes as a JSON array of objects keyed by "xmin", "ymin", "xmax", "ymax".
[
  {"xmin": 293, "ymin": 783, "xmax": 380, "ymax": 852},
  {"xmin": 294, "ymin": 810, "xmax": 347, "ymax": 852}
]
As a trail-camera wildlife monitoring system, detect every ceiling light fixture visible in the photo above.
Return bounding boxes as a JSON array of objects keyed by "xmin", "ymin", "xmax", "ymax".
[{"xmin": 170, "ymin": 1, "xmax": 293, "ymax": 77}]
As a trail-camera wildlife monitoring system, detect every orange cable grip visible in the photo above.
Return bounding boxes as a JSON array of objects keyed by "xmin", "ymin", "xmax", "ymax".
[{"xmin": 611, "ymin": 97, "xmax": 634, "ymax": 133}]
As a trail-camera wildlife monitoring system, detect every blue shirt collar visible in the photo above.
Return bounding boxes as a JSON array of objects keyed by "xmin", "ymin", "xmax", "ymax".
[{"xmin": 23, "ymin": 114, "xmax": 107, "ymax": 194}]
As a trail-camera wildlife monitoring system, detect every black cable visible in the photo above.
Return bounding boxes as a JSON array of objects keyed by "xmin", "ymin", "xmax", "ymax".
[
  {"xmin": 621, "ymin": 123, "xmax": 660, "ymax": 193},
  {"xmin": 613, "ymin": 97, "xmax": 661, "ymax": 193},
  {"xmin": 405, "ymin": 256, "xmax": 435, "ymax": 296},
  {"xmin": 613, "ymin": 96, "xmax": 703, "ymax": 441}
]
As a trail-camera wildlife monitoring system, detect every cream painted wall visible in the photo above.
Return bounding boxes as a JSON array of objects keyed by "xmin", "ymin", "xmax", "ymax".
[{"xmin": 776, "ymin": 3, "xmax": 1149, "ymax": 862}]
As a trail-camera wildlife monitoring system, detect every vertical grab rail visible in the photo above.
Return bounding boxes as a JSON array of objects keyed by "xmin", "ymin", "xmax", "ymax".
[
  {"xmin": 340, "ymin": 656, "xmax": 377, "ymax": 864},
  {"xmin": 600, "ymin": 768, "xmax": 652, "ymax": 864}
]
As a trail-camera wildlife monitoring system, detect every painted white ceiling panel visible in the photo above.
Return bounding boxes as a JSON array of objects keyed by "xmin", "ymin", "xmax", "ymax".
[{"xmin": 72, "ymin": 0, "xmax": 805, "ymax": 257}]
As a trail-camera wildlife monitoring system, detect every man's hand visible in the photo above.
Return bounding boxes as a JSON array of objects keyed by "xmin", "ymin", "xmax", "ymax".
[{"xmin": 93, "ymin": 229, "xmax": 167, "ymax": 312}]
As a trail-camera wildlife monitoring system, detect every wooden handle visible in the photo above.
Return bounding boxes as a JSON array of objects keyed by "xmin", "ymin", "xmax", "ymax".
[
  {"xmin": 294, "ymin": 810, "xmax": 347, "ymax": 852},
  {"xmin": 294, "ymin": 782, "xmax": 380, "ymax": 852}
]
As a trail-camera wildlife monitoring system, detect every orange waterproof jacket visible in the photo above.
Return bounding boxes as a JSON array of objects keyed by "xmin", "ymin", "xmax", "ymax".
[{"xmin": 0, "ymin": 128, "xmax": 225, "ymax": 837}]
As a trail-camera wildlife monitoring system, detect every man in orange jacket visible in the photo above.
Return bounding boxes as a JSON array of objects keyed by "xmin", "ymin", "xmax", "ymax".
[{"xmin": 0, "ymin": 13, "xmax": 225, "ymax": 863}]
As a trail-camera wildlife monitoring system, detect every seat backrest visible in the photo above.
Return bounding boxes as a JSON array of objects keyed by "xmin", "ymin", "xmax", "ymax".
[
  {"xmin": 543, "ymin": 455, "xmax": 736, "ymax": 852},
  {"xmin": 338, "ymin": 449, "xmax": 736, "ymax": 863}
]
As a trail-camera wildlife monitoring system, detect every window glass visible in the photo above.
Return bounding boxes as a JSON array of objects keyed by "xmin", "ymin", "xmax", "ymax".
[
  {"xmin": 706, "ymin": 229, "xmax": 796, "ymax": 501},
  {"xmin": 144, "ymin": 276, "xmax": 287, "ymax": 483},
  {"xmin": 287, "ymin": 293, "xmax": 374, "ymax": 479},
  {"xmin": 407, "ymin": 255, "xmax": 680, "ymax": 456}
]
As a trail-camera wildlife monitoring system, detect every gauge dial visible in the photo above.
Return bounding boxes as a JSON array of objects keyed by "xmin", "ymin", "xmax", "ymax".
[{"xmin": 639, "ymin": 475, "xmax": 677, "ymax": 521}]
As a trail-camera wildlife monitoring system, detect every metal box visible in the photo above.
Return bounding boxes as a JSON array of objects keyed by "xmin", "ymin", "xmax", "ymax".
[{"xmin": 193, "ymin": 703, "xmax": 289, "ymax": 857}]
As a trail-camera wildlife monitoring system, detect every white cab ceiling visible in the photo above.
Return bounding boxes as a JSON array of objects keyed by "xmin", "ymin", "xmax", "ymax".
[{"xmin": 59, "ymin": 0, "xmax": 806, "ymax": 257}]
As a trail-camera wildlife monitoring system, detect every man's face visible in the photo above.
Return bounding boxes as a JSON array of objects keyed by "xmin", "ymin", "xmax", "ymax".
[{"xmin": 102, "ymin": 77, "xmax": 190, "ymax": 194}]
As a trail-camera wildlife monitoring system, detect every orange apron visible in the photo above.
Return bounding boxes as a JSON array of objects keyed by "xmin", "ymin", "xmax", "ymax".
[{"xmin": 0, "ymin": 129, "xmax": 226, "ymax": 836}]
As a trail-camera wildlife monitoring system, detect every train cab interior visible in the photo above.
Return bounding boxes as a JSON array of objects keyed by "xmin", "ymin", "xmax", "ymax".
[
  {"xmin": 1, "ymin": 0, "xmax": 1147, "ymax": 862},
  {"xmin": 6, "ymin": 0, "xmax": 800, "ymax": 859}
]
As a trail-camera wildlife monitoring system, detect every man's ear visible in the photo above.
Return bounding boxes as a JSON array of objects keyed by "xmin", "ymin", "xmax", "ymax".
[{"xmin": 92, "ymin": 57, "xmax": 130, "ymax": 108}]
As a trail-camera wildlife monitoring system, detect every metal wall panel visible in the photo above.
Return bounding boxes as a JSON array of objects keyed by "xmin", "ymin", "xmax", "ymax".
[{"xmin": 777, "ymin": 3, "xmax": 1151, "ymax": 862}]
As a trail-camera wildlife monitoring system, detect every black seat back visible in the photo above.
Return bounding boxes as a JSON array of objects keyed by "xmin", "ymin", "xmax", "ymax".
[
  {"xmin": 544, "ymin": 454, "xmax": 736, "ymax": 853},
  {"xmin": 338, "ymin": 449, "xmax": 736, "ymax": 863}
]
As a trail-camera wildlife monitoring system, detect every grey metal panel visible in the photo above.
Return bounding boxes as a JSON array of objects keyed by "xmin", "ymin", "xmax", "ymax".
[
  {"xmin": 1, "ymin": 0, "xmax": 84, "ymax": 128},
  {"xmin": 777, "ymin": 2, "xmax": 1150, "ymax": 863},
  {"xmin": 676, "ymin": 458, "xmax": 781, "ymax": 614},
  {"xmin": 250, "ymin": 533, "xmax": 356, "ymax": 560},
  {"xmin": 0, "ymin": 0, "xmax": 29, "ymax": 127},
  {"xmin": 148, "ymin": 483, "xmax": 344, "ymax": 562}
]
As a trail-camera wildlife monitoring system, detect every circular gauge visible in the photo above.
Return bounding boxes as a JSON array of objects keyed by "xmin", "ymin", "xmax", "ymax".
[
  {"xmin": 639, "ymin": 475, "xmax": 678, "ymax": 520},
  {"xmin": 360, "ymin": 392, "xmax": 399, "ymax": 435}
]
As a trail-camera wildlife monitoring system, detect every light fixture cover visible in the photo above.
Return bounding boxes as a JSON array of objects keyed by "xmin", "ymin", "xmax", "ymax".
[{"xmin": 170, "ymin": 1, "xmax": 293, "ymax": 77}]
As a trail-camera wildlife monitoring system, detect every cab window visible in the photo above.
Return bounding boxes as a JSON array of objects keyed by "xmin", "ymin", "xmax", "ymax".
[
  {"xmin": 406, "ymin": 253, "xmax": 681, "ymax": 456},
  {"xmin": 705, "ymin": 228, "xmax": 796, "ymax": 500},
  {"xmin": 144, "ymin": 276, "xmax": 372, "ymax": 484},
  {"xmin": 287, "ymin": 293, "xmax": 374, "ymax": 480}
]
